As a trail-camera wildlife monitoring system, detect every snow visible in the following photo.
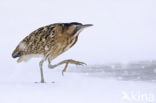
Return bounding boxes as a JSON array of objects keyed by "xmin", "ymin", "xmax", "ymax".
[
  {"xmin": 0, "ymin": 61, "xmax": 156, "ymax": 103},
  {"xmin": 0, "ymin": 0, "xmax": 156, "ymax": 103}
]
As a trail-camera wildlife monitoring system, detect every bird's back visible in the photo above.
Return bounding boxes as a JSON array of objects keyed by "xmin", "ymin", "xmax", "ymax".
[
  {"xmin": 12, "ymin": 23, "xmax": 79, "ymax": 62},
  {"xmin": 12, "ymin": 24, "xmax": 56, "ymax": 62}
]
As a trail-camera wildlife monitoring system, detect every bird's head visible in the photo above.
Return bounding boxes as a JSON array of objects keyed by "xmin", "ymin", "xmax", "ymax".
[{"xmin": 62, "ymin": 22, "xmax": 93, "ymax": 37}]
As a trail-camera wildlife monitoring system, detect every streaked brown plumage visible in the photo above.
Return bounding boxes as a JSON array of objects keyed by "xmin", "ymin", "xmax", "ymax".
[{"xmin": 12, "ymin": 22, "xmax": 93, "ymax": 83}]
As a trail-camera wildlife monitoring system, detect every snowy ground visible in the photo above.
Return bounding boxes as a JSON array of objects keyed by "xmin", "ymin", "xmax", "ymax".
[{"xmin": 0, "ymin": 61, "xmax": 156, "ymax": 103}]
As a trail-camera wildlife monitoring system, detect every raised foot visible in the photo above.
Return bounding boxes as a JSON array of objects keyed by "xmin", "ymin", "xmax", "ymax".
[
  {"xmin": 68, "ymin": 59, "xmax": 87, "ymax": 66},
  {"xmin": 48, "ymin": 59, "xmax": 86, "ymax": 69},
  {"xmin": 48, "ymin": 59, "xmax": 87, "ymax": 76},
  {"xmin": 62, "ymin": 59, "xmax": 87, "ymax": 76}
]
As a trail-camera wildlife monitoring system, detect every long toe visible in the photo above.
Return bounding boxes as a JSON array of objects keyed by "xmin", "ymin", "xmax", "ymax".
[{"xmin": 75, "ymin": 61, "xmax": 87, "ymax": 66}]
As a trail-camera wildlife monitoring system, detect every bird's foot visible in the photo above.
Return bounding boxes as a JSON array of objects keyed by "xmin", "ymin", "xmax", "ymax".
[
  {"xmin": 34, "ymin": 81, "xmax": 45, "ymax": 83},
  {"xmin": 68, "ymin": 59, "xmax": 87, "ymax": 66},
  {"xmin": 48, "ymin": 59, "xmax": 87, "ymax": 76},
  {"xmin": 34, "ymin": 79, "xmax": 46, "ymax": 83},
  {"xmin": 34, "ymin": 81, "xmax": 55, "ymax": 84},
  {"xmin": 61, "ymin": 59, "xmax": 87, "ymax": 76}
]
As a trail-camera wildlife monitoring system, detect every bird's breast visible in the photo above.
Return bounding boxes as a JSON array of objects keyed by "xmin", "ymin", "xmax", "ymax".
[
  {"xmin": 63, "ymin": 38, "xmax": 77, "ymax": 52},
  {"xmin": 49, "ymin": 37, "xmax": 78, "ymax": 60}
]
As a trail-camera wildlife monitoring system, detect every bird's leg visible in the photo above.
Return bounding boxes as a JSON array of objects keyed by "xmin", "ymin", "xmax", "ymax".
[
  {"xmin": 48, "ymin": 59, "xmax": 86, "ymax": 75},
  {"xmin": 39, "ymin": 60, "xmax": 45, "ymax": 83}
]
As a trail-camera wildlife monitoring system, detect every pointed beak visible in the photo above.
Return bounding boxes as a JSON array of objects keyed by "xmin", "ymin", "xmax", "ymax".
[{"xmin": 81, "ymin": 24, "xmax": 93, "ymax": 29}]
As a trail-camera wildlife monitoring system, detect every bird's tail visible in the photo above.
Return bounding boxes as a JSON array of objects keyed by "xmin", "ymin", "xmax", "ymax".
[{"xmin": 12, "ymin": 45, "xmax": 22, "ymax": 58}]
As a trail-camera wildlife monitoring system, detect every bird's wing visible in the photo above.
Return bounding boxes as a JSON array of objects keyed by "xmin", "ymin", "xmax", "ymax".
[{"xmin": 12, "ymin": 24, "xmax": 55, "ymax": 59}]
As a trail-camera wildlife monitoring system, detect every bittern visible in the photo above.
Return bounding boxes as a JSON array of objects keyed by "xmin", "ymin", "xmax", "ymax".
[{"xmin": 12, "ymin": 22, "xmax": 93, "ymax": 83}]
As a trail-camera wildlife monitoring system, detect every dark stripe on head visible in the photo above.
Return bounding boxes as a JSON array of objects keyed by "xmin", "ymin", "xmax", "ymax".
[{"xmin": 64, "ymin": 22, "xmax": 82, "ymax": 27}]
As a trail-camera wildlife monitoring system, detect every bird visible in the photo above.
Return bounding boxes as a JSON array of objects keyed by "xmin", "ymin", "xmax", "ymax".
[{"xmin": 12, "ymin": 22, "xmax": 93, "ymax": 83}]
